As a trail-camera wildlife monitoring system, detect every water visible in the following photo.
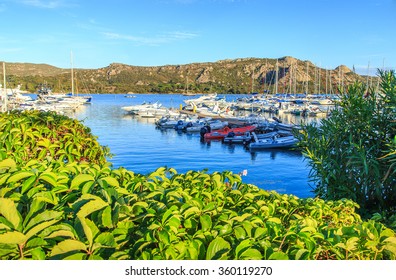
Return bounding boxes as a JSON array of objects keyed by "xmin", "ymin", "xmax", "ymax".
[{"xmin": 72, "ymin": 94, "xmax": 315, "ymax": 198}]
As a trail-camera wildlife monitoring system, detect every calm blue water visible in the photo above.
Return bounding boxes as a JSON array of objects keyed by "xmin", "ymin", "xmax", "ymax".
[{"xmin": 71, "ymin": 94, "xmax": 315, "ymax": 198}]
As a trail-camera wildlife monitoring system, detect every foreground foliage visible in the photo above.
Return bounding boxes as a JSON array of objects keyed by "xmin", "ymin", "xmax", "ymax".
[
  {"xmin": 0, "ymin": 110, "xmax": 395, "ymax": 260},
  {"xmin": 297, "ymin": 70, "xmax": 396, "ymax": 220}
]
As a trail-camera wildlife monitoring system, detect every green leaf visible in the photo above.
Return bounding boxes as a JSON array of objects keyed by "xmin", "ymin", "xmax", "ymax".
[
  {"xmin": 0, "ymin": 158, "xmax": 16, "ymax": 171},
  {"xmin": 94, "ymin": 232, "xmax": 116, "ymax": 248},
  {"xmin": 63, "ymin": 253, "xmax": 86, "ymax": 260},
  {"xmin": 100, "ymin": 176, "xmax": 119, "ymax": 188},
  {"xmin": 30, "ymin": 247, "xmax": 46, "ymax": 260},
  {"xmin": 183, "ymin": 206, "xmax": 201, "ymax": 219},
  {"xmin": 383, "ymin": 237, "xmax": 396, "ymax": 256},
  {"xmin": 70, "ymin": 174, "xmax": 95, "ymax": 190},
  {"xmin": 76, "ymin": 197, "xmax": 108, "ymax": 218},
  {"xmin": 101, "ymin": 206, "xmax": 113, "ymax": 228},
  {"xmin": 200, "ymin": 215, "xmax": 212, "ymax": 232},
  {"xmin": 238, "ymin": 248, "xmax": 262, "ymax": 260},
  {"xmin": 295, "ymin": 249, "xmax": 310, "ymax": 260},
  {"xmin": 131, "ymin": 201, "xmax": 149, "ymax": 215},
  {"xmin": 158, "ymin": 230, "xmax": 170, "ymax": 246},
  {"xmin": 7, "ymin": 171, "xmax": 35, "ymax": 184},
  {"xmin": 345, "ymin": 237, "xmax": 359, "ymax": 251},
  {"xmin": 234, "ymin": 226, "xmax": 246, "ymax": 240},
  {"xmin": 25, "ymin": 218, "xmax": 62, "ymax": 240},
  {"xmin": 24, "ymin": 210, "xmax": 63, "ymax": 234},
  {"xmin": 0, "ymin": 198, "xmax": 22, "ymax": 230},
  {"xmin": 39, "ymin": 172, "xmax": 58, "ymax": 187},
  {"xmin": 40, "ymin": 224, "xmax": 76, "ymax": 239},
  {"xmin": 77, "ymin": 217, "xmax": 94, "ymax": 248},
  {"xmin": 267, "ymin": 217, "xmax": 282, "ymax": 224},
  {"xmin": 0, "ymin": 231, "xmax": 27, "ymax": 244},
  {"xmin": 206, "ymin": 236, "xmax": 230, "ymax": 260},
  {"xmin": 21, "ymin": 175, "xmax": 38, "ymax": 195},
  {"xmin": 50, "ymin": 239, "xmax": 87, "ymax": 258},
  {"xmin": 161, "ymin": 206, "xmax": 177, "ymax": 225},
  {"xmin": 0, "ymin": 173, "xmax": 11, "ymax": 186},
  {"xmin": 269, "ymin": 251, "xmax": 289, "ymax": 260},
  {"xmin": 235, "ymin": 239, "xmax": 251, "ymax": 258}
]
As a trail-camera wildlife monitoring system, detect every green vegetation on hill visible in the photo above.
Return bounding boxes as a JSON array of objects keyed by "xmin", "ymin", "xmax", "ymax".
[
  {"xmin": 2, "ymin": 57, "xmax": 374, "ymax": 94},
  {"xmin": 0, "ymin": 110, "xmax": 395, "ymax": 260}
]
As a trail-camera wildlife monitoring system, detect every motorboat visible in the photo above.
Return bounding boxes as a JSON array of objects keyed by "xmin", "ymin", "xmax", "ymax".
[
  {"xmin": 249, "ymin": 132, "xmax": 298, "ymax": 149},
  {"xmin": 203, "ymin": 125, "xmax": 257, "ymax": 140}
]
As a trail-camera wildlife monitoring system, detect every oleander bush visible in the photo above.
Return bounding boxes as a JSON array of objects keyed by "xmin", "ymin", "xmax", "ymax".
[
  {"xmin": 297, "ymin": 70, "xmax": 396, "ymax": 221},
  {"xmin": 0, "ymin": 110, "xmax": 395, "ymax": 260}
]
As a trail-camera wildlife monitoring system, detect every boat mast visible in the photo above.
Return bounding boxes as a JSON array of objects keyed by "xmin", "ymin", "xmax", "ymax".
[
  {"xmin": 71, "ymin": 51, "xmax": 74, "ymax": 96},
  {"xmin": 275, "ymin": 59, "xmax": 278, "ymax": 95},
  {"xmin": 306, "ymin": 61, "xmax": 309, "ymax": 94},
  {"xmin": 2, "ymin": 62, "xmax": 7, "ymax": 112}
]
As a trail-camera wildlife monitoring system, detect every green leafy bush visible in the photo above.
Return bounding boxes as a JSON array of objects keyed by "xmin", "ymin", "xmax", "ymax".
[
  {"xmin": 0, "ymin": 110, "xmax": 395, "ymax": 259},
  {"xmin": 297, "ymin": 70, "xmax": 396, "ymax": 219},
  {"xmin": 0, "ymin": 110, "xmax": 111, "ymax": 165}
]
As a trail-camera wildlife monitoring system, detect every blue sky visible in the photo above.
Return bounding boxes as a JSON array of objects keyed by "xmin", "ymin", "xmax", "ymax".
[{"xmin": 1, "ymin": 0, "xmax": 395, "ymax": 75}]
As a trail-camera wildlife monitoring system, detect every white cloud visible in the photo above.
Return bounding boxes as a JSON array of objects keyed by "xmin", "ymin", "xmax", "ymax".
[
  {"xmin": 0, "ymin": 47, "xmax": 24, "ymax": 54},
  {"xmin": 19, "ymin": 0, "xmax": 69, "ymax": 9},
  {"xmin": 102, "ymin": 31, "xmax": 199, "ymax": 46}
]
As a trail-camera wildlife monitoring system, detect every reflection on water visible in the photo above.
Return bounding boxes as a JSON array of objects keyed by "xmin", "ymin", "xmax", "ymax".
[
  {"xmin": 72, "ymin": 94, "xmax": 317, "ymax": 198},
  {"xmin": 250, "ymin": 148, "xmax": 303, "ymax": 161}
]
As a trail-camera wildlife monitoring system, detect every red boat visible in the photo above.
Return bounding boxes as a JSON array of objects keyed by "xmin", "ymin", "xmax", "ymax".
[{"xmin": 204, "ymin": 125, "xmax": 257, "ymax": 140}]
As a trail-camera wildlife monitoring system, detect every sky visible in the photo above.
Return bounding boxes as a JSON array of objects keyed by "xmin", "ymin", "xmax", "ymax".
[{"xmin": 0, "ymin": 0, "xmax": 395, "ymax": 75}]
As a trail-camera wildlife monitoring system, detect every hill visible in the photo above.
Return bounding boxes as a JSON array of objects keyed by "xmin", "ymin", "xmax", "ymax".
[{"xmin": 1, "ymin": 56, "xmax": 376, "ymax": 94}]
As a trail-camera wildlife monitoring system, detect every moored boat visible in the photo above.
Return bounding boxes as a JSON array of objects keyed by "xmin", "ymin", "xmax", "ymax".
[
  {"xmin": 204, "ymin": 125, "xmax": 257, "ymax": 140},
  {"xmin": 223, "ymin": 131, "xmax": 253, "ymax": 144},
  {"xmin": 249, "ymin": 132, "xmax": 298, "ymax": 149}
]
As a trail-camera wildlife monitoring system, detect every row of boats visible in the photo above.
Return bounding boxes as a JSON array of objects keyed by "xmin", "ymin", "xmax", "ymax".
[
  {"xmin": 121, "ymin": 92, "xmax": 336, "ymax": 120},
  {"xmin": 1, "ymin": 85, "xmax": 92, "ymax": 114},
  {"xmin": 120, "ymin": 92, "xmax": 329, "ymax": 150},
  {"xmin": 153, "ymin": 112, "xmax": 301, "ymax": 150}
]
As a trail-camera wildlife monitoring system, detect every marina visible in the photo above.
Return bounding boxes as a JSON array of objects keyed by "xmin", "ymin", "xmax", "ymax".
[
  {"xmin": 71, "ymin": 93, "xmax": 329, "ymax": 198},
  {"xmin": 0, "ymin": 90, "xmax": 335, "ymax": 198}
]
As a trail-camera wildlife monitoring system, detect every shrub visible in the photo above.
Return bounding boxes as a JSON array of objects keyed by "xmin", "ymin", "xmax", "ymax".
[
  {"xmin": 0, "ymin": 110, "xmax": 395, "ymax": 260},
  {"xmin": 297, "ymin": 70, "xmax": 396, "ymax": 219}
]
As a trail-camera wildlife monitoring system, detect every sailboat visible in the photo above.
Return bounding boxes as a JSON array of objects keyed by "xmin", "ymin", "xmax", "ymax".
[
  {"xmin": 182, "ymin": 76, "xmax": 196, "ymax": 96},
  {"xmin": 66, "ymin": 51, "xmax": 92, "ymax": 103}
]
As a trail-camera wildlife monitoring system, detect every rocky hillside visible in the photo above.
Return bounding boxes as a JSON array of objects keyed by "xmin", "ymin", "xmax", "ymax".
[{"xmin": 2, "ymin": 56, "xmax": 376, "ymax": 94}]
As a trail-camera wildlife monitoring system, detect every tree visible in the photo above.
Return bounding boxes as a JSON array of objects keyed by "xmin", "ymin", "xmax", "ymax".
[{"xmin": 297, "ymin": 70, "xmax": 396, "ymax": 218}]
